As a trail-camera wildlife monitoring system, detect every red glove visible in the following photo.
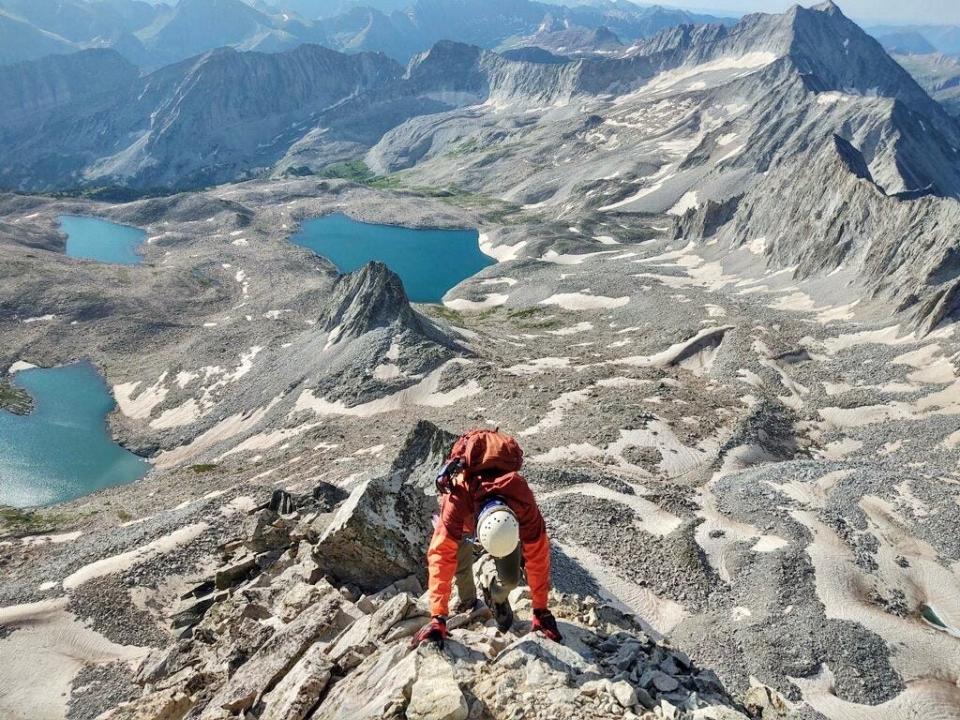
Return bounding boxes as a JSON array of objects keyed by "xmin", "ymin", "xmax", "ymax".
[
  {"xmin": 410, "ymin": 616, "xmax": 448, "ymax": 649},
  {"xmin": 532, "ymin": 609, "xmax": 563, "ymax": 642}
]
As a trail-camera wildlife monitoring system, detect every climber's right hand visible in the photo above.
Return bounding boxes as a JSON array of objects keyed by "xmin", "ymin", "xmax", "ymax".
[
  {"xmin": 410, "ymin": 616, "xmax": 448, "ymax": 649},
  {"xmin": 532, "ymin": 608, "xmax": 563, "ymax": 643}
]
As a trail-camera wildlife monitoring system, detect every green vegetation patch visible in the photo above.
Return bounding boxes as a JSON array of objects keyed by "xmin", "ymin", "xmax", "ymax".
[
  {"xmin": 366, "ymin": 174, "xmax": 405, "ymax": 190},
  {"xmin": 0, "ymin": 506, "xmax": 73, "ymax": 537},
  {"xmin": 447, "ymin": 137, "xmax": 483, "ymax": 157},
  {"xmin": 507, "ymin": 307, "xmax": 547, "ymax": 320},
  {"xmin": 319, "ymin": 160, "xmax": 377, "ymax": 183},
  {"xmin": 426, "ymin": 305, "xmax": 467, "ymax": 325},
  {"xmin": 507, "ymin": 306, "xmax": 561, "ymax": 329},
  {"xmin": 0, "ymin": 378, "xmax": 33, "ymax": 415},
  {"xmin": 190, "ymin": 463, "xmax": 218, "ymax": 474}
]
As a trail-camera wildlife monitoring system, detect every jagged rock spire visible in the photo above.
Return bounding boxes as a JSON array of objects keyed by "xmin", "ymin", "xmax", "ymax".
[{"xmin": 319, "ymin": 261, "xmax": 425, "ymax": 344}]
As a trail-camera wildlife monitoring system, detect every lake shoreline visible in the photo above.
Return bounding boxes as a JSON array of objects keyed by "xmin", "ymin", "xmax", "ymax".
[
  {"xmin": 289, "ymin": 212, "xmax": 490, "ymax": 304},
  {"xmin": 0, "ymin": 362, "xmax": 150, "ymax": 509}
]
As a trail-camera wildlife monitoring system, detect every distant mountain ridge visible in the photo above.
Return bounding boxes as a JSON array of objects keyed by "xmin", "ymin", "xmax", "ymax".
[
  {"xmin": 868, "ymin": 23, "xmax": 960, "ymax": 55},
  {"xmin": 876, "ymin": 30, "xmax": 937, "ymax": 56},
  {"xmin": 0, "ymin": 0, "xmax": 730, "ymax": 68},
  {"xmin": 3, "ymin": 0, "xmax": 959, "ymax": 208}
]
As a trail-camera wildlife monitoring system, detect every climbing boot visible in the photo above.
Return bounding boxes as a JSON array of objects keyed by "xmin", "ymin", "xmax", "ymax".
[{"xmin": 481, "ymin": 584, "xmax": 514, "ymax": 632}]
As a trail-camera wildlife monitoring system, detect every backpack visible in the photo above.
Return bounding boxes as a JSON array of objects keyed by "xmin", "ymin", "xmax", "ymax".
[{"xmin": 449, "ymin": 429, "xmax": 523, "ymax": 476}]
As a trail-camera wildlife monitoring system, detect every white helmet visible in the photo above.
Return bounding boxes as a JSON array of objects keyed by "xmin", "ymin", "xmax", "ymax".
[{"xmin": 477, "ymin": 500, "xmax": 520, "ymax": 558}]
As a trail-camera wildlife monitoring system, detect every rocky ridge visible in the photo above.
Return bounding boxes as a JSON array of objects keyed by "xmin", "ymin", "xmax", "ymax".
[{"xmin": 96, "ymin": 422, "xmax": 782, "ymax": 720}]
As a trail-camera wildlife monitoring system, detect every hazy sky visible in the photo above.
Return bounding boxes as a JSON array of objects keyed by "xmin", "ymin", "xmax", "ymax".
[{"xmin": 668, "ymin": 0, "xmax": 960, "ymax": 25}]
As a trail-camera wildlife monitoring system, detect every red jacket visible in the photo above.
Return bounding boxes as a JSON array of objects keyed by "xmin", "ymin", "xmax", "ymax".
[{"xmin": 427, "ymin": 470, "xmax": 551, "ymax": 617}]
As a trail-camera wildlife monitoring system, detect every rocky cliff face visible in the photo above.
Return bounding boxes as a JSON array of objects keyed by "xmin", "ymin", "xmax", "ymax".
[
  {"xmin": 98, "ymin": 258, "xmax": 464, "ymax": 464},
  {"xmin": 91, "ymin": 45, "xmax": 403, "ymax": 188},
  {"xmin": 0, "ymin": 44, "xmax": 406, "ymax": 190}
]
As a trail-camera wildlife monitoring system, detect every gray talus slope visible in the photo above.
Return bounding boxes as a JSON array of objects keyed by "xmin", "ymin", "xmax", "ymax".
[{"xmin": 37, "ymin": 422, "xmax": 763, "ymax": 720}]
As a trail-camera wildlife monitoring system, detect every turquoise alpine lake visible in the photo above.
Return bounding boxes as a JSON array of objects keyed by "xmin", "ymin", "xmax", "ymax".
[
  {"xmin": 60, "ymin": 215, "xmax": 146, "ymax": 265},
  {"xmin": 0, "ymin": 363, "xmax": 150, "ymax": 508},
  {"xmin": 290, "ymin": 213, "xmax": 493, "ymax": 303}
]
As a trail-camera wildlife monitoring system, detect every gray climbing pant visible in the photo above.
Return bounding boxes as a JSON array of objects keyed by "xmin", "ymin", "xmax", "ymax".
[{"xmin": 455, "ymin": 541, "xmax": 522, "ymax": 606}]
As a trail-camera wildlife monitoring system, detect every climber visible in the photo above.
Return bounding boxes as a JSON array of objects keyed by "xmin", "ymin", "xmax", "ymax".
[{"xmin": 411, "ymin": 429, "xmax": 563, "ymax": 649}]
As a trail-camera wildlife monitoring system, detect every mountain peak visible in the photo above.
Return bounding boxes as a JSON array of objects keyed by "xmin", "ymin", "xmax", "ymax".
[
  {"xmin": 779, "ymin": 0, "xmax": 947, "ymax": 111},
  {"xmin": 319, "ymin": 261, "xmax": 425, "ymax": 343},
  {"xmin": 812, "ymin": 0, "xmax": 842, "ymax": 14},
  {"xmin": 405, "ymin": 40, "xmax": 485, "ymax": 85},
  {"xmin": 591, "ymin": 26, "xmax": 622, "ymax": 45}
]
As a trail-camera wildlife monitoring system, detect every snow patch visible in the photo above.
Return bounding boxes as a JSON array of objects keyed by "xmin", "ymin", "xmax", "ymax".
[
  {"xmin": 62, "ymin": 523, "xmax": 208, "ymax": 589},
  {"xmin": 540, "ymin": 293, "xmax": 629, "ymax": 311},
  {"xmin": 8, "ymin": 361, "xmax": 37, "ymax": 374},
  {"xmin": 478, "ymin": 233, "xmax": 526, "ymax": 262},
  {"xmin": 667, "ymin": 191, "xmax": 699, "ymax": 216}
]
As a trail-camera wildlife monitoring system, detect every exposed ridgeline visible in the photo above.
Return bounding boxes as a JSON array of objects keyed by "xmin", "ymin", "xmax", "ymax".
[
  {"xmin": 0, "ymin": 0, "xmax": 731, "ymax": 68},
  {"xmin": 714, "ymin": 135, "xmax": 960, "ymax": 332},
  {"xmin": 0, "ymin": 9, "xmax": 77, "ymax": 66},
  {"xmin": 404, "ymin": 0, "xmax": 730, "ymax": 53},
  {"xmin": 94, "ymin": 421, "xmax": 776, "ymax": 720},
  {"xmin": 369, "ymin": 2, "xmax": 960, "ymax": 196},
  {"xmin": 499, "ymin": 21, "xmax": 625, "ymax": 57},
  {"xmin": 615, "ymin": 1, "xmax": 960, "ymax": 198}
]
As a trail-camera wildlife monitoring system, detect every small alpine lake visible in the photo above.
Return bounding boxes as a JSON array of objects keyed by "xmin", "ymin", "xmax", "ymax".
[
  {"xmin": 0, "ymin": 363, "xmax": 150, "ymax": 508},
  {"xmin": 290, "ymin": 213, "xmax": 493, "ymax": 303},
  {"xmin": 60, "ymin": 215, "xmax": 146, "ymax": 265}
]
